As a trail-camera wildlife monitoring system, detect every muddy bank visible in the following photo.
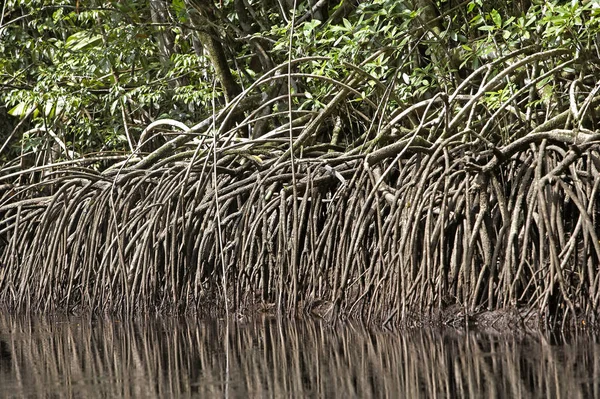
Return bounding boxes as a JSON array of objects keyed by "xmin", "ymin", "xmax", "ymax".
[{"xmin": 233, "ymin": 298, "xmax": 595, "ymax": 335}]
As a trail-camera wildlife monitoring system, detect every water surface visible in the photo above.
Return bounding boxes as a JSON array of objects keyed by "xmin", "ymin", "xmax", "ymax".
[{"xmin": 0, "ymin": 314, "xmax": 598, "ymax": 398}]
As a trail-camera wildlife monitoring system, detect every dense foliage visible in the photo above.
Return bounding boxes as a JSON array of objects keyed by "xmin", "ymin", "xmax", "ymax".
[{"xmin": 2, "ymin": 0, "xmax": 598, "ymax": 163}]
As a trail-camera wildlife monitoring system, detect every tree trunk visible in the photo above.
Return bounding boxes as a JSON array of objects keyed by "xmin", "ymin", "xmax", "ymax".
[{"xmin": 186, "ymin": 0, "xmax": 242, "ymax": 103}]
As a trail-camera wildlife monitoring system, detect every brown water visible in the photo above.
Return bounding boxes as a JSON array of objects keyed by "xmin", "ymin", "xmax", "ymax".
[{"xmin": 0, "ymin": 314, "xmax": 598, "ymax": 398}]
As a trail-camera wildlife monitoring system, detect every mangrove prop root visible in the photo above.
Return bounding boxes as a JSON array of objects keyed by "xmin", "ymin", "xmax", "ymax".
[{"xmin": 1, "ymin": 54, "xmax": 600, "ymax": 330}]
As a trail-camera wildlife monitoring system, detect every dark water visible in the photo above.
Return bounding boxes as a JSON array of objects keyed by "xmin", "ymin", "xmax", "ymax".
[{"xmin": 0, "ymin": 314, "xmax": 599, "ymax": 398}]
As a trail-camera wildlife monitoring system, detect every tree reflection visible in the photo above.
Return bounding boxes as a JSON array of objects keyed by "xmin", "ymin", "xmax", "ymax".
[{"xmin": 0, "ymin": 314, "xmax": 598, "ymax": 398}]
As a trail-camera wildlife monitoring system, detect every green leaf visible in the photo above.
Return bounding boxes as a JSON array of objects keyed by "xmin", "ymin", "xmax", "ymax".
[
  {"xmin": 8, "ymin": 102, "xmax": 31, "ymax": 117},
  {"xmin": 503, "ymin": 16, "xmax": 515, "ymax": 27},
  {"xmin": 303, "ymin": 19, "xmax": 321, "ymax": 32},
  {"xmin": 401, "ymin": 73, "xmax": 410, "ymax": 84},
  {"xmin": 110, "ymin": 99, "xmax": 120, "ymax": 115},
  {"xmin": 44, "ymin": 101, "xmax": 55, "ymax": 118},
  {"xmin": 491, "ymin": 9, "xmax": 501, "ymax": 28},
  {"xmin": 65, "ymin": 32, "xmax": 102, "ymax": 51},
  {"xmin": 342, "ymin": 18, "xmax": 352, "ymax": 30}
]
